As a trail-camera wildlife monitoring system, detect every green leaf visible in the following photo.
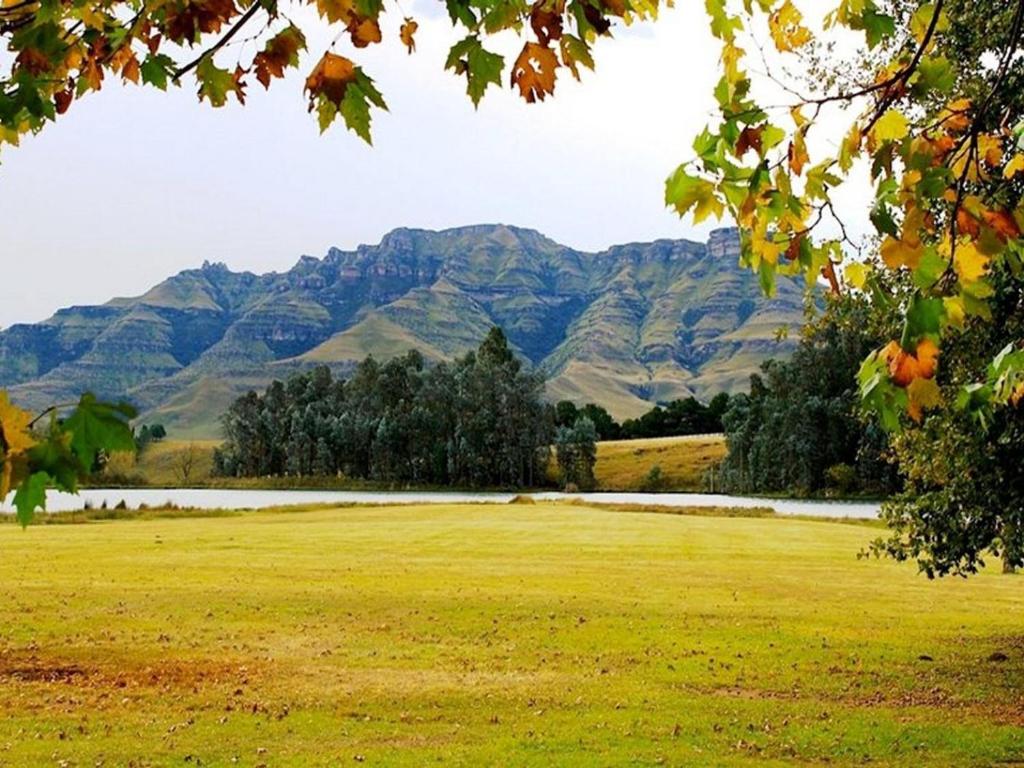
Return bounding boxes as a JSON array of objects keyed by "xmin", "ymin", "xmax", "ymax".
[
  {"xmin": 913, "ymin": 55, "xmax": 955, "ymax": 96},
  {"xmin": 13, "ymin": 471, "xmax": 50, "ymax": 528},
  {"xmin": 141, "ymin": 54, "xmax": 175, "ymax": 91},
  {"xmin": 62, "ymin": 393, "xmax": 136, "ymax": 470},
  {"xmin": 445, "ymin": 36, "xmax": 504, "ymax": 108},
  {"xmin": 861, "ymin": 9, "xmax": 895, "ymax": 49},
  {"xmin": 445, "ymin": 0, "xmax": 477, "ymax": 28},
  {"xmin": 196, "ymin": 57, "xmax": 237, "ymax": 107},
  {"xmin": 902, "ymin": 294, "xmax": 944, "ymax": 346}
]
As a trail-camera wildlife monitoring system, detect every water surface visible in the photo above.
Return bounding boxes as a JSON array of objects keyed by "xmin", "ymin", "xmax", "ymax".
[{"xmin": 2, "ymin": 488, "xmax": 881, "ymax": 519}]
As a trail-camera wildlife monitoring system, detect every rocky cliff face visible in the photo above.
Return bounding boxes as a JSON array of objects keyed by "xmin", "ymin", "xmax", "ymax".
[{"xmin": 1, "ymin": 225, "xmax": 806, "ymax": 437}]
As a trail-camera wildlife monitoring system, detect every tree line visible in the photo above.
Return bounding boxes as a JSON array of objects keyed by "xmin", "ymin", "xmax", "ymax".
[
  {"xmin": 552, "ymin": 393, "xmax": 732, "ymax": 441},
  {"xmin": 214, "ymin": 328, "xmax": 560, "ymax": 488},
  {"xmin": 718, "ymin": 292, "xmax": 901, "ymax": 498}
]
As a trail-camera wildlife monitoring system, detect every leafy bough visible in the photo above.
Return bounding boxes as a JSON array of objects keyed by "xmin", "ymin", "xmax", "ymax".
[{"xmin": 0, "ymin": 391, "xmax": 135, "ymax": 526}]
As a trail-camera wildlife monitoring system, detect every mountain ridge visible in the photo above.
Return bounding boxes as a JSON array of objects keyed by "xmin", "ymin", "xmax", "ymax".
[{"xmin": 0, "ymin": 225, "xmax": 806, "ymax": 437}]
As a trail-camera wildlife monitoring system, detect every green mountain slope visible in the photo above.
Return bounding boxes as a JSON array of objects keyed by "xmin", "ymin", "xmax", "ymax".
[{"xmin": 1, "ymin": 225, "xmax": 806, "ymax": 437}]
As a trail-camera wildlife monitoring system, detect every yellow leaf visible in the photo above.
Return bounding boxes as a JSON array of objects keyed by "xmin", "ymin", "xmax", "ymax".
[
  {"xmin": 871, "ymin": 109, "xmax": 909, "ymax": 144},
  {"xmin": 768, "ymin": 1, "xmax": 811, "ymax": 52},
  {"xmin": 906, "ymin": 377, "xmax": 942, "ymax": 423},
  {"xmin": 693, "ymin": 188, "xmax": 725, "ymax": 224},
  {"xmin": 880, "ymin": 236, "xmax": 923, "ymax": 270},
  {"xmin": 844, "ymin": 261, "xmax": 869, "ymax": 289},
  {"xmin": 978, "ymin": 134, "xmax": 1003, "ymax": 167},
  {"xmin": 943, "ymin": 295, "xmax": 965, "ymax": 328},
  {"xmin": 0, "ymin": 391, "xmax": 35, "ymax": 457},
  {"xmin": 953, "ymin": 241, "xmax": 989, "ymax": 283},
  {"xmin": 1005, "ymin": 154, "xmax": 1024, "ymax": 179}
]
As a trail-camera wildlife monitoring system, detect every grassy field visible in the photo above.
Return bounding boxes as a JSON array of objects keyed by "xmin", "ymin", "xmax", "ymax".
[
  {"xmin": 120, "ymin": 434, "xmax": 727, "ymax": 492},
  {"xmin": 114, "ymin": 439, "xmax": 220, "ymax": 486},
  {"xmin": 595, "ymin": 434, "xmax": 727, "ymax": 491},
  {"xmin": 0, "ymin": 503, "xmax": 1021, "ymax": 766}
]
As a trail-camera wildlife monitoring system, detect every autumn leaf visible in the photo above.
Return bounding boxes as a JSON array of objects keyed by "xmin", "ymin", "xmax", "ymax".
[
  {"xmin": 305, "ymin": 52, "xmax": 357, "ymax": 112},
  {"xmin": 880, "ymin": 236, "xmax": 923, "ymax": 270},
  {"xmin": 735, "ymin": 124, "xmax": 763, "ymax": 158},
  {"xmin": 768, "ymin": 1, "xmax": 811, "ymax": 52},
  {"xmin": 844, "ymin": 261, "xmax": 869, "ymax": 290},
  {"xmin": 871, "ymin": 109, "xmax": 909, "ymax": 145},
  {"xmin": 559, "ymin": 34, "xmax": 593, "ymax": 80},
  {"xmin": 253, "ymin": 25, "xmax": 306, "ymax": 89},
  {"xmin": 0, "ymin": 392, "xmax": 33, "ymax": 445},
  {"xmin": 510, "ymin": 42, "xmax": 558, "ymax": 103},
  {"xmin": 787, "ymin": 132, "xmax": 808, "ymax": 175},
  {"xmin": 348, "ymin": 17, "xmax": 382, "ymax": 48},
  {"xmin": 400, "ymin": 18, "xmax": 418, "ymax": 54},
  {"xmin": 981, "ymin": 209, "xmax": 1021, "ymax": 242},
  {"xmin": 1004, "ymin": 154, "xmax": 1024, "ymax": 179},
  {"xmin": 906, "ymin": 377, "xmax": 942, "ymax": 423},
  {"xmin": 665, "ymin": 167, "xmax": 723, "ymax": 224},
  {"xmin": 316, "ymin": 0, "xmax": 356, "ymax": 24},
  {"xmin": 530, "ymin": 0, "xmax": 563, "ymax": 46},
  {"xmin": 953, "ymin": 241, "xmax": 989, "ymax": 283},
  {"xmin": 882, "ymin": 339, "xmax": 939, "ymax": 388}
]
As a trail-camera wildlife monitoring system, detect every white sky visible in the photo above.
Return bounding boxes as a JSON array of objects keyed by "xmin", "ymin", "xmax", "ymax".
[{"xmin": 0, "ymin": 0, "xmax": 871, "ymax": 330}]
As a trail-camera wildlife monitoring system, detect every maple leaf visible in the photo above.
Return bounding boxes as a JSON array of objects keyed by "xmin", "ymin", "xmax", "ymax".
[
  {"xmin": 510, "ymin": 42, "xmax": 558, "ymax": 103},
  {"xmin": 768, "ymin": 1, "xmax": 811, "ymax": 52},
  {"xmin": 1004, "ymin": 154, "xmax": 1024, "ymax": 179},
  {"xmin": 316, "ymin": 0, "xmax": 356, "ymax": 24},
  {"xmin": 196, "ymin": 56, "xmax": 244, "ymax": 106},
  {"xmin": 348, "ymin": 17, "xmax": 382, "ymax": 48},
  {"xmin": 530, "ymin": 0, "xmax": 564, "ymax": 46},
  {"xmin": 400, "ymin": 18, "xmax": 418, "ymax": 54},
  {"xmin": 0, "ymin": 392, "xmax": 36, "ymax": 458},
  {"xmin": 882, "ymin": 339, "xmax": 939, "ymax": 388},
  {"xmin": 305, "ymin": 52, "xmax": 357, "ymax": 111},
  {"xmin": 253, "ymin": 25, "xmax": 306, "ymax": 89},
  {"xmin": 164, "ymin": 0, "xmax": 240, "ymax": 43},
  {"xmin": 559, "ymin": 34, "xmax": 593, "ymax": 80},
  {"xmin": 735, "ymin": 124, "xmax": 764, "ymax": 158},
  {"xmin": 445, "ymin": 36, "xmax": 504, "ymax": 107},
  {"xmin": 953, "ymin": 241, "xmax": 989, "ymax": 283},
  {"xmin": 871, "ymin": 109, "xmax": 909, "ymax": 145},
  {"xmin": 906, "ymin": 377, "xmax": 942, "ymax": 423},
  {"xmin": 787, "ymin": 132, "xmax": 808, "ymax": 175},
  {"xmin": 880, "ymin": 236, "xmax": 923, "ymax": 270},
  {"xmin": 981, "ymin": 209, "xmax": 1021, "ymax": 242},
  {"xmin": 54, "ymin": 86, "xmax": 74, "ymax": 115}
]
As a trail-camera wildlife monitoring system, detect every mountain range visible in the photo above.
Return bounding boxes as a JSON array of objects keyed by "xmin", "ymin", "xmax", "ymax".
[{"xmin": 0, "ymin": 225, "xmax": 807, "ymax": 437}]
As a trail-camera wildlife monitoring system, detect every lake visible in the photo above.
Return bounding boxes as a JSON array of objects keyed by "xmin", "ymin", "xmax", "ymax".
[{"xmin": 1, "ymin": 488, "xmax": 881, "ymax": 519}]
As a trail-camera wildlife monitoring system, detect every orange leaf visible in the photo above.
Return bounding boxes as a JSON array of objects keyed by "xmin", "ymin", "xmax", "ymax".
[
  {"xmin": 348, "ymin": 17, "xmax": 382, "ymax": 48},
  {"xmin": 400, "ymin": 17, "xmax": 418, "ymax": 54},
  {"xmin": 981, "ymin": 209, "xmax": 1021, "ymax": 242},
  {"xmin": 510, "ymin": 42, "xmax": 558, "ymax": 103},
  {"xmin": 882, "ymin": 339, "xmax": 939, "ymax": 387},
  {"xmin": 305, "ymin": 52, "xmax": 356, "ymax": 109}
]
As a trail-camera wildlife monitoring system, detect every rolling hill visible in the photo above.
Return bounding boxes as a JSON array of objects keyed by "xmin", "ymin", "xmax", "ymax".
[{"xmin": 0, "ymin": 225, "xmax": 806, "ymax": 437}]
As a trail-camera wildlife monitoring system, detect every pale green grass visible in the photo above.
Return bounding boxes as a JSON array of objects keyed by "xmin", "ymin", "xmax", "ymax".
[
  {"xmin": 0, "ymin": 504, "xmax": 1021, "ymax": 766},
  {"xmin": 595, "ymin": 434, "xmax": 727, "ymax": 491}
]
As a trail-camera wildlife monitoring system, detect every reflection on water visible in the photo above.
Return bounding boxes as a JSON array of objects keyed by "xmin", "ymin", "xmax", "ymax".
[{"xmin": 1, "ymin": 487, "xmax": 881, "ymax": 519}]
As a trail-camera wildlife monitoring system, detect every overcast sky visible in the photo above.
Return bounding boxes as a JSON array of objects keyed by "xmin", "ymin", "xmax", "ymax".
[{"xmin": 0, "ymin": 0, "xmax": 866, "ymax": 330}]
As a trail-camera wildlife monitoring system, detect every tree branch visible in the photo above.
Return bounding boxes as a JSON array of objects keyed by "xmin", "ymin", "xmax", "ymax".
[{"xmin": 172, "ymin": 1, "xmax": 263, "ymax": 79}]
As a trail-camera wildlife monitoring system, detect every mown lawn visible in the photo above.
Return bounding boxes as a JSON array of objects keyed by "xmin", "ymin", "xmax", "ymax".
[{"xmin": 0, "ymin": 503, "xmax": 1021, "ymax": 766}]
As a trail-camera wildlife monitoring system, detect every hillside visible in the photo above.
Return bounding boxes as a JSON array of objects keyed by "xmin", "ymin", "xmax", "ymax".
[{"xmin": 0, "ymin": 225, "xmax": 806, "ymax": 437}]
